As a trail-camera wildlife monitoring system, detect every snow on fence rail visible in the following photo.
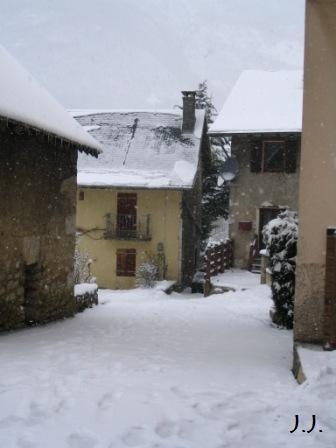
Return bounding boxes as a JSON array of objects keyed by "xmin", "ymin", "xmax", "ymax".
[{"xmin": 204, "ymin": 240, "xmax": 233, "ymax": 296}]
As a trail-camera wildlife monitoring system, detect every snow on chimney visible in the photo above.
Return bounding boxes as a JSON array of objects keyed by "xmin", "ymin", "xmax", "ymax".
[{"xmin": 182, "ymin": 91, "xmax": 196, "ymax": 134}]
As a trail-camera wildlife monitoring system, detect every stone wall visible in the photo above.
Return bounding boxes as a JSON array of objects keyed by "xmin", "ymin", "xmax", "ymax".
[
  {"xmin": 0, "ymin": 121, "xmax": 77, "ymax": 331},
  {"xmin": 229, "ymin": 134, "xmax": 300, "ymax": 268}
]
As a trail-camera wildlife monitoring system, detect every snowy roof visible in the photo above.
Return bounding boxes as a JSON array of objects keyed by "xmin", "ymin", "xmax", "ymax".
[
  {"xmin": 209, "ymin": 70, "xmax": 303, "ymax": 135},
  {"xmin": 74, "ymin": 109, "xmax": 206, "ymax": 189},
  {"xmin": 0, "ymin": 45, "xmax": 101, "ymax": 155}
]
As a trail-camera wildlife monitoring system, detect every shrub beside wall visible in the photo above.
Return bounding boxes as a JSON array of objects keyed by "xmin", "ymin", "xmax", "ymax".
[{"xmin": 262, "ymin": 210, "xmax": 298, "ymax": 329}]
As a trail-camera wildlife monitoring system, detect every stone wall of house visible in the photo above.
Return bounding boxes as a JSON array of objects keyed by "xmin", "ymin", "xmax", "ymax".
[
  {"xmin": 0, "ymin": 122, "xmax": 77, "ymax": 331},
  {"xmin": 229, "ymin": 134, "xmax": 300, "ymax": 268}
]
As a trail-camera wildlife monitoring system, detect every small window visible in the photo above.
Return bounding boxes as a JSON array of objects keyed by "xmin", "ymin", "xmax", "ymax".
[
  {"xmin": 79, "ymin": 190, "xmax": 85, "ymax": 201},
  {"xmin": 262, "ymin": 141, "xmax": 285, "ymax": 172},
  {"xmin": 116, "ymin": 249, "xmax": 136, "ymax": 276}
]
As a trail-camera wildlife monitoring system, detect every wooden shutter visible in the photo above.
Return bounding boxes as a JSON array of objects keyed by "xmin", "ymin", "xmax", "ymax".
[
  {"xmin": 250, "ymin": 140, "xmax": 262, "ymax": 173},
  {"xmin": 116, "ymin": 249, "xmax": 136, "ymax": 276},
  {"xmin": 324, "ymin": 229, "xmax": 336, "ymax": 346},
  {"xmin": 285, "ymin": 139, "xmax": 298, "ymax": 173}
]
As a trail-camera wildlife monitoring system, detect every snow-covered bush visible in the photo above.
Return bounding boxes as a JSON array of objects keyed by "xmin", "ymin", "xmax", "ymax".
[
  {"xmin": 74, "ymin": 240, "xmax": 95, "ymax": 284},
  {"xmin": 262, "ymin": 210, "xmax": 298, "ymax": 329},
  {"xmin": 136, "ymin": 258, "xmax": 159, "ymax": 288}
]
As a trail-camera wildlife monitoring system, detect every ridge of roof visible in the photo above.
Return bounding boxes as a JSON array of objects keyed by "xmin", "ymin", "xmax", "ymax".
[{"xmin": 70, "ymin": 109, "xmax": 182, "ymax": 117}]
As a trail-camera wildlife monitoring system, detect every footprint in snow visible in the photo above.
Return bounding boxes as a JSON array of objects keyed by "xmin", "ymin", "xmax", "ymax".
[
  {"xmin": 16, "ymin": 436, "xmax": 35, "ymax": 448},
  {"xmin": 154, "ymin": 420, "xmax": 177, "ymax": 438},
  {"xmin": 0, "ymin": 415, "xmax": 24, "ymax": 428},
  {"xmin": 121, "ymin": 426, "xmax": 146, "ymax": 447},
  {"xmin": 170, "ymin": 386, "xmax": 189, "ymax": 400},
  {"xmin": 26, "ymin": 401, "xmax": 48, "ymax": 426},
  {"xmin": 177, "ymin": 419, "xmax": 195, "ymax": 440},
  {"xmin": 97, "ymin": 392, "xmax": 121, "ymax": 410},
  {"xmin": 192, "ymin": 401, "xmax": 228, "ymax": 421},
  {"xmin": 67, "ymin": 432, "xmax": 98, "ymax": 448}
]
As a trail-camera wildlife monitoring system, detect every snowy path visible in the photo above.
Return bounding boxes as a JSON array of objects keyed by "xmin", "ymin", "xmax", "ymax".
[{"xmin": 0, "ymin": 278, "xmax": 335, "ymax": 447}]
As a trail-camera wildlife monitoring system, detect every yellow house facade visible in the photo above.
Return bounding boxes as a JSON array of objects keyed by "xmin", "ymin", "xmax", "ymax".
[
  {"xmin": 74, "ymin": 92, "xmax": 209, "ymax": 289},
  {"xmin": 77, "ymin": 188, "xmax": 182, "ymax": 289}
]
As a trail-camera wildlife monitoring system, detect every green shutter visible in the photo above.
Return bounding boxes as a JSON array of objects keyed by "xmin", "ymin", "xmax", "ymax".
[
  {"xmin": 285, "ymin": 139, "xmax": 299, "ymax": 173},
  {"xmin": 250, "ymin": 140, "xmax": 262, "ymax": 173}
]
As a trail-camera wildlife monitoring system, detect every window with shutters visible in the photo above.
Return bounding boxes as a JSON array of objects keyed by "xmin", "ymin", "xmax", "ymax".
[
  {"xmin": 250, "ymin": 139, "xmax": 298, "ymax": 173},
  {"xmin": 116, "ymin": 249, "xmax": 136, "ymax": 276}
]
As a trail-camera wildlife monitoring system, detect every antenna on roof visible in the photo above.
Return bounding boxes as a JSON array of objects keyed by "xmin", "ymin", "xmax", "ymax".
[{"xmin": 218, "ymin": 156, "xmax": 239, "ymax": 183}]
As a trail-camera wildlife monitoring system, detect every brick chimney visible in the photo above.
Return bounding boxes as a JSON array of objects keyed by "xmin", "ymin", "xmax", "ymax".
[{"xmin": 182, "ymin": 91, "xmax": 196, "ymax": 133}]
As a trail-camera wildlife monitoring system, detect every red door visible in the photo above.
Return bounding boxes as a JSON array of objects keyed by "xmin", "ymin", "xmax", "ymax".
[{"xmin": 117, "ymin": 193, "xmax": 137, "ymax": 237}]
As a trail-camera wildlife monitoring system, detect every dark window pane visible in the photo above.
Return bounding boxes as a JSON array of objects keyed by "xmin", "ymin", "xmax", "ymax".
[
  {"xmin": 263, "ymin": 141, "xmax": 285, "ymax": 172},
  {"xmin": 250, "ymin": 140, "xmax": 262, "ymax": 173}
]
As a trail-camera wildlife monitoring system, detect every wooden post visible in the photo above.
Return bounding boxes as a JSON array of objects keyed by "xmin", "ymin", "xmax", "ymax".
[
  {"xmin": 204, "ymin": 250, "xmax": 211, "ymax": 297},
  {"xmin": 220, "ymin": 242, "xmax": 225, "ymax": 273},
  {"xmin": 324, "ymin": 228, "xmax": 336, "ymax": 348}
]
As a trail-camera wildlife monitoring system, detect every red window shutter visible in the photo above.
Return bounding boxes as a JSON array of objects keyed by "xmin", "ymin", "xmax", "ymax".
[
  {"xmin": 116, "ymin": 249, "xmax": 136, "ymax": 276},
  {"xmin": 116, "ymin": 250, "xmax": 125, "ymax": 276},
  {"xmin": 250, "ymin": 140, "xmax": 262, "ymax": 173},
  {"xmin": 126, "ymin": 249, "xmax": 136, "ymax": 275},
  {"xmin": 285, "ymin": 139, "xmax": 298, "ymax": 173}
]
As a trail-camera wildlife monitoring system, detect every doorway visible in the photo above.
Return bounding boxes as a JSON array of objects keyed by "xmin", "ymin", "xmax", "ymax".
[{"xmin": 258, "ymin": 207, "xmax": 281, "ymax": 249}]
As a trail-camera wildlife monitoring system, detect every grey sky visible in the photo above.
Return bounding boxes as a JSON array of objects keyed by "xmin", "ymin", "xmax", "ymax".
[{"xmin": 0, "ymin": 0, "xmax": 305, "ymax": 110}]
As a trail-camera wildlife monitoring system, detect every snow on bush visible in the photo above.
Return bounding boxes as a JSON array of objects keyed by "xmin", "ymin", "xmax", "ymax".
[
  {"xmin": 74, "ymin": 240, "xmax": 95, "ymax": 284},
  {"xmin": 136, "ymin": 258, "xmax": 159, "ymax": 288},
  {"xmin": 262, "ymin": 210, "xmax": 298, "ymax": 329}
]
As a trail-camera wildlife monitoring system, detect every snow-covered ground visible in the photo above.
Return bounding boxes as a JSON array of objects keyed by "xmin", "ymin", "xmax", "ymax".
[{"xmin": 0, "ymin": 272, "xmax": 335, "ymax": 448}]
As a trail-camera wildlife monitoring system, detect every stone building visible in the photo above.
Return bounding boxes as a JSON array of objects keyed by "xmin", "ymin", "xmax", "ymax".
[
  {"xmin": 74, "ymin": 92, "xmax": 210, "ymax": 289},
  {"xmin": 209, "ymin": 71, "xmax": 302, "ymax": 269},
  {"xmin": 294, "ymin": 0, "xmax": 336, "ymax": 346},
  {"xmin": 0, "ymin": 46, "xmax": 101, "ymax": 331}
]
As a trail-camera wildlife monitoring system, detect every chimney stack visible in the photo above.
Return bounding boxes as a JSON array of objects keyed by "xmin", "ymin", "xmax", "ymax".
[{"xmin": 182, "ymin": 91, "xmax": 196, "ymax": 134}]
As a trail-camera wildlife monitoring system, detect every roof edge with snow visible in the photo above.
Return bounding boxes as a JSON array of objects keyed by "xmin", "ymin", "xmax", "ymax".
[
  {"xmin": 209, "ymin": 70, "xmax": 303, "ymax": 136},
  {"xmin": 208, "ymin": 127, "xmax": 302, "ymax": 136},
  {"xmin": 0, "ymin": 45, "xmax": 102, "ymax": 156}
]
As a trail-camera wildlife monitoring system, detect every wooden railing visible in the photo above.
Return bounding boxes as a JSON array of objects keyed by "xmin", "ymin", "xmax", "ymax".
[{"xmin": 203, "ymin": 240, "xmax": 233, "ymax": 296}]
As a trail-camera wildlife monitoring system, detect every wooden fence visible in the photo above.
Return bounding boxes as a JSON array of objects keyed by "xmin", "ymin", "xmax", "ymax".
[{"xmin": 203, "ymin": 240, "xmax": 233, "ymax": 296}]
